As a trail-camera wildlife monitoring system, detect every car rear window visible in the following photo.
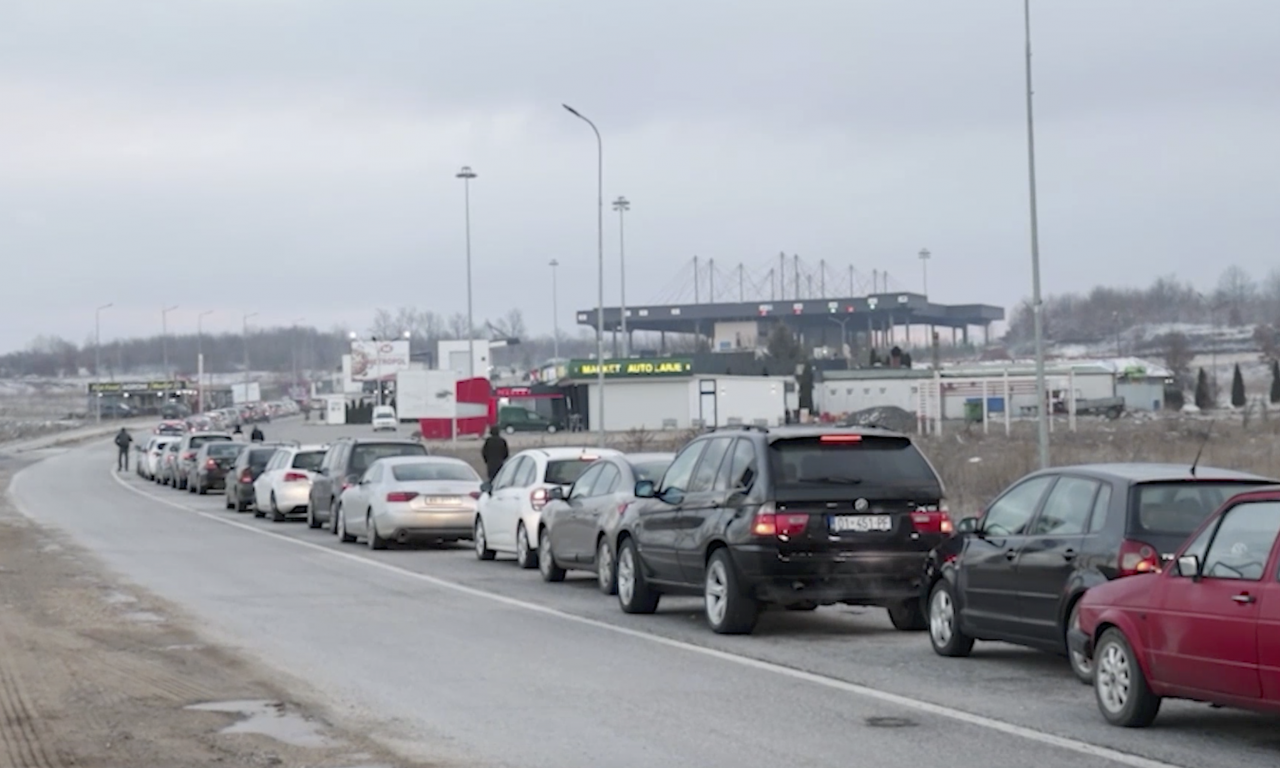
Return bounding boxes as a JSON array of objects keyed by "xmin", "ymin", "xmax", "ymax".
[
  {"xmin": 545, "ymin": 459, "xmax": 597, "ymax": 486},
  {"xmin": 206, "ymin": 443, "xmax": 243, "ymax": 458},
  {"xmin": 292, "ymin": 451, "xmax": 326, "ymax": 471},
  {"xmin": 767, "ymin": 435, "xmax": 941, "ymax": 491},
  {"xmin": 1130, "ymin": 481, "xmax": 1273, "ymax": 538},
  {"xmin": 631, "ymin": 460, "xmax": 673, "ymax": 483},
  {"xmin": 189, "ymin": 434, "xmax": 231, "ymax": 449},
  {"xmin": 391, "ymin": 462, "xmax": 478, "ymax": 482},
  {"xmin": 349, "ymin": 443, "xmax": 428, "ymax": 474},
  {"xmin": 248, "ymin": 448, "xmax": 278, "ymax": 467}
]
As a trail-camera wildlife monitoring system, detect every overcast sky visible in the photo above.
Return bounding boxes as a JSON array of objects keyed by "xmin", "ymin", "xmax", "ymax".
[{"xmin": 2, "ymin": 0, "xmax": 1277, "ymax": 352}]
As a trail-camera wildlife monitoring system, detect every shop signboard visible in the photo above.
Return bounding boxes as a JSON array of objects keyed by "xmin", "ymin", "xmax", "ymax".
[{"xmin": 567, "ymin": 358, "xmax": 693, "ymax": 379}]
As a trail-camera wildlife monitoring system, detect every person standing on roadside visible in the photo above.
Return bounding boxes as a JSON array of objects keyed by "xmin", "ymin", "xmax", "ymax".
[
  {"xmin": 250, "ymin": 425, "xmax": 265, "ymax": 443},
  {"xmin": 114, "ymin": 427, "xmax": 133, "ymax": 472},
  {"xmin": 481, "ymin": 425, "xmax": 509, "ymax": 482}
]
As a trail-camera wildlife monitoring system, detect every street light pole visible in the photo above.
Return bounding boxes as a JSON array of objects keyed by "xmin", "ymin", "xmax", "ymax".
[
  {"xmin": 95, "ymin": 303, "xmax": 112, "ymax": 423},
  {"xmin": 456, "ymin": 165, "xmax": 478, "ymax": 380},
  {"xmin": 549, "ymin": 259, "xmax": 561, "ymax": 360},
  {"xmin": 918, "ymin": 248, "xmax": 931, "ymax": 298},
  {"xmin": 613, "ymin": 196, "xmax": 631, "ymax": 357},
  {"xmin": 292, "ymin": 317, "xmax": 305, "ymax": 398},
  {"xmin": 242, "ymin": 312, "xmax": 258, "ymax": 405},
  {"xmin": 161, "ymin": 305, "xmax": 179, "ymax": 408},
  {"xmin": 1023, "ymin": 0, "xmax": 1050, "ymax": 469},
  {"xmin": 197, "ymin": 310, "xmax": 213, "ymax": 413},
  {"xmin": 563, "ymin": 103, "xmax": 606, "ymax": 447}
]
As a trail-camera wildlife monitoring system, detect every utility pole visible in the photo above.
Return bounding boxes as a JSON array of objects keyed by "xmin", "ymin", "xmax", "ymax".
[
  {"xmin": 161, "ymin": 305, "xmax": 178, "ymax": 407},
  {"xmin": 550, "ymin": 259, "xmax": 561, "ymax": 360},
  {"xmin": 919, "ymin": 248, "xmax": 931, "ymax": 297},
  {"xmin": 242, "ymin": 312, "xmax": 258, "ymax": 405},
  {"xmin": 1024, "ymin": 0, "xmax": 1051, "ymax": 468},
  {"xmin": 94, "ymin": 303, "xmax": 112, "ymax": 423},
  {"xmin": 612, "ymin": 196, "xmax": 630, "ymax": 357},
  {"xmin": 456, "ymin": 165, "xmax": 478, "ymax": 379},
  {"xmin": 197, "ymin": 310, "xmax": 213, "ymax": 413}
]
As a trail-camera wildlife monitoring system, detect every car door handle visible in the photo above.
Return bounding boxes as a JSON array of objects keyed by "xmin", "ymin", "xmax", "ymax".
[
  {"xmin": 1232, "ymin": 593, "xmax": 1256, "ymax": 604},
  {"xmin": 1062, "ymin": 549, "xmax": 1077, "ymax": 561},
  {"xmin": 1004, "ymin": 549, "xmax": 1018, "ymax": 561}
]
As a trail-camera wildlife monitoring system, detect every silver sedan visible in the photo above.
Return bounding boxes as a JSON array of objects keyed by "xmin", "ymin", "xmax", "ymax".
[{"xmin": 334, "ymin": 456, "xmax": 482, "ymax": 550}]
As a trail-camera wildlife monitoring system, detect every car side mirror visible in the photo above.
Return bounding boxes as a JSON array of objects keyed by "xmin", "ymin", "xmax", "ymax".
[
  {"xmin": 658, "ymin": 487, "xmax": 685, "ymax": 506},
  {"xmin": 548, "ymin": 486, "xmax": 565, "ymax": 501},
  {"xmin": 634, "ymin": 480, "xmax": 656, "ymax": 499},
  {"xmin": 480, "ymin": 481, "xmax": 492, "ymax": 494},
  {"xmin": 1176, "ymin": 554, "xmax": 1200, "ymax": 579},
  {"xmin": 956, "ymin": 516, "xmax": 980, "ymax": 535}
]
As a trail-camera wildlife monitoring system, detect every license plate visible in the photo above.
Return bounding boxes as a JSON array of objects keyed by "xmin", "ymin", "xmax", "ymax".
[
  {"xmin": 829, "ymin": 515, "xmax": 893, "ymax": 533},
  {"xmin": 423, "ymin": 496, "xmax": 461, "ymax": 506}
]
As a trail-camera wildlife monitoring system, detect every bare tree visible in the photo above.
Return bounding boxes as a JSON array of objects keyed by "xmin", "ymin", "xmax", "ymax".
[
  {"xmin": 1157, "ymin": 331, "xmax": 1194, "ymax": 387},
  {"xmin": 447, "ymin": 313, "xmax": 473, "ymax": 340},
  {"xmin": 1215, "ymin": 265, "xmax": 1257, "ymax": 326}
]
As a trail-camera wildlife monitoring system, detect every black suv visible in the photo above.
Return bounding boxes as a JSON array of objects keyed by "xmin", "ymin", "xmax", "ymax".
[
  {"xmin": 225, "ymin": 442, "xmax": 289, "ymax": 513},
  {"xmin": 618, "ymin": 425, "xmax": 948, "ymax": 635},
  {"xmin": 308, "ymin": 437, "xmax": 428, "ymax": 531},
  {"xmin": 922, "ymin": 463, "xmax": 1277, "ymax": 683}
]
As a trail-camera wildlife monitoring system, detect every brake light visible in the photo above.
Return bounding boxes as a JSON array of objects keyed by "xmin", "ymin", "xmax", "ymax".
[
  {"xmin": 1119, "ymin": 539, "xmax": 1161, "ymax": 577},
  {"xmin": 469, "ymin": 491, "xmax": 481, "ymax": 500},
  {"xmin": 820, "ymin": 434, "xmax": 862, "ymax": 443},
  {"xmin": 283, "ymin": 471, "xmax": 308, "ymax": 482},
  {"xmin": 239, "ymin": 468, "xmax": 253, "ymax": 483},
  {"xmin": 911, "ymin": 505, "xmax": 954, "ymax": 534},
  {"xmin": 531, "ymin": 487, "xmax": 549, "ymax": 511},
  {"xmin": 205, "ymin": 459, "xmax": 217, "ymax": 469},
  {"xmin": 341, "ymin": 482, "xmax": 353, "ymax": 491},
  {"xmin": 183, "ymin": 451, "xmax": 195, "ymax": 461},
  {"xmin": 751, "ymin": 504, "xmax": 809, "ymax": 539},
  {"xmin": 387, "ymin": 491, "xmax": 419, "ymax": 503}
]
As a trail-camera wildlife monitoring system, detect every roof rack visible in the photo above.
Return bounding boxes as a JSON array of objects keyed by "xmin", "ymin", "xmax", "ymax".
[{"xmin": 708, "ymin": 424, "xmax": 769, "ymax": 433}]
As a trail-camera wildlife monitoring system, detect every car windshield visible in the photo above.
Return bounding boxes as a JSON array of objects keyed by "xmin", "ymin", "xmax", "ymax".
[
  {"xmin": 1131, "ymin": 481, "xmax": 1274, "ymax": 538},
  {"xmin": 248, "ymin": 448, "xmax": 278, "ymax": 467},
  {"xmin": 632, "ymin": 460, "xmax": 673, "ymax": 482},
  {"xmin": 391, "ymin": 463, "xmax": 478, "ymax": 482},
  {"xmin": 189, "ymin": 434, "xmax": 231, "ymax": 449},
  {"xmin": 545, "ymin": 459, "xmax": 597, "ymax": 486},
  {"xmin": 291, "ymin": 451, "xmax": 326, "ymax": 471},
  {"xmin": 767, "ymin": 435, "xmax": 941, "ymax": 490},
  {"xmin": 206, "ymin": 443, "xmax": 243, "ymax": 458},
  {"xmin": 350, "ymin": 443, "xmax": 427, "ymax": 474}
]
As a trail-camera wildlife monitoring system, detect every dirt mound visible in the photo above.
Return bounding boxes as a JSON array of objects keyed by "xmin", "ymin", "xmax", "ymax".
[{"xmin": 843, "ymin": 406, "xmax": 916, "ymax": 433}]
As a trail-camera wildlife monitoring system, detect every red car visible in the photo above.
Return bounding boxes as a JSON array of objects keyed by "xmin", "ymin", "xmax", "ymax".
[{"xmin": 1069, "ymin": 486, "xmax": 1280, "ymax": 727}]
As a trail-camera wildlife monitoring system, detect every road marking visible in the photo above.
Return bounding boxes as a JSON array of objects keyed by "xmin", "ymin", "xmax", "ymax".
[{"xmin": 78, "ymin": 466, "xmax": 1182, "ymax": 768}]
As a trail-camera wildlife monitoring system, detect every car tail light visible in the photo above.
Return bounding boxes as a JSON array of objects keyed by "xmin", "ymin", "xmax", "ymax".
[
  {"xmin": 531, "ymin": 487, "xmax": 549, "ymax": 511},
  {"xmin": 911, "ymin": 505, "xmax": 954, "ymax": 534},
  {"xmin": 239, "ymin": 468, "xmax": 253, "ymax": 483},
  {"xmin": 283, "ymin": 472, "xmax": 308, "ymax": 482},
  {"xmin": 183, "ymin": 451, "xmax": 195, "ymax": 461},
  {"xmin": 820, "ymin": 434, "xmax": 862, "ymax": 444},
  {"xmin": 469, "ymin": 491, "xmax": 481, "ymax": 500},
  {"xmin": 205, "ymin": 459, "xmax": 217, "ymax": 469},
  {"xmin": 387, "ymin": 491, "xmax": 419, "ymax": 503},
  {"xmin": 1119, "ymin": 539, "xmax": 1161, "ymax": 576},
  {"xmin": 751, "ymin": 503, "xmax": 809, "ymax": 539}
]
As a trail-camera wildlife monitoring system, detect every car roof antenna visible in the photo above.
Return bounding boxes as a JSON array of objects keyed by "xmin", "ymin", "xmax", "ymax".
[{"xmin": 1189, "ymin": 422, "xmax": 1214, "ymax": 478}]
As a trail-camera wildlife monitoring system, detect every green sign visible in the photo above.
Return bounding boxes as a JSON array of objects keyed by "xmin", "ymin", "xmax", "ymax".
[
  {"xmin": 568, "ymin": 358, "xmax": 693, "ymax": 379},
  {"xmin": 88, "ymin": 380, "xmax": 192, "ymax": 394}
]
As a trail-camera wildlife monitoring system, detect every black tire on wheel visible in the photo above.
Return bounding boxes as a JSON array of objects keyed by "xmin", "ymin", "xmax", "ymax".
[
  {"xmin": 1067, "ymin": 600, "xmax": 1094, "ymax": 684},
  {"xmin": 197, "ymin": 482, "xmax": 207, "ymax": 495},
  {"xmin": 253, "ymin": 502, "xmax": 265, "ymax": 519},
  {"xmin": 538, "ymin": 529, "xmax": 566, "ymax": 582},
  {"xmin": 225, "ymin": 494, "xmax": 234, "ymax": 510},
  {"xmin": 474, "ymin": 517, "xmax": 496, "ymax": 561},
  {"xmin": 616, "ymin": 538, "xmax": 659, "ymax": 614},
  {"xmin": 307, "ymin": 506, "xmax": 321, "ymax": 529},
  {"xmin": 785, "ymin": 602, "xmax": 818, "ymax": 611},
  {"xmin": 704, "ymin": 548, "xmax": 758, "ymax": 635},
  {"xmin": 270, "ymin": 494, "xmax": 285, "ymax": 523},
  {"xmin": 928, "ymin": 580, "xmax": 975, "ymax": 657},
  {"xmin": 367, "ymin": 513, "xmax": 388, "ymax": 550},
  {"xmin": 337, "ymin": 506, "xmax": 355, "ymax": 543},
  {"xmin": 1094, "ymin": 628, "xmax": 1161, "ymax": 727},
  {"xmin": 595, "ymin": 536, "xmax": 617, "ymax": 596},
  {"xmin": 515, "ymin": 523, "xmax": 538, "ymax": 570},
  {"xmin": 888, "ymin": 598, "xmax": 929, "ymax": 631}
]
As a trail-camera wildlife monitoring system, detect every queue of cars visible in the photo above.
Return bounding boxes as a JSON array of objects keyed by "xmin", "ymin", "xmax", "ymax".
[{"xmin": 136, "ymin": 415, "xmax": 1280, "ymax": 730}]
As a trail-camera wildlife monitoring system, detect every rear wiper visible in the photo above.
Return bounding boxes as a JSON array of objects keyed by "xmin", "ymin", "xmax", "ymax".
[{"xmin": 797, "ymin": 476, "xmax": 863, "ymax": 485}]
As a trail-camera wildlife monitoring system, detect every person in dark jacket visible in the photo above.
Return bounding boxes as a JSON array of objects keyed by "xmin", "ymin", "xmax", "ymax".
[
  {"xmin": 481, "ymin": 426, "xmax": 509, "ymax": 482},
  {"xmin": 233, "ymin": 424, "xmax": 243, "ymax": 436},
  {"xmin": 250, "ymin": 425, "xmax": 265, "ymax": 443},
  {"xmin": 114, "ymin": 428, "xmax": 133, "ymax": 471}
]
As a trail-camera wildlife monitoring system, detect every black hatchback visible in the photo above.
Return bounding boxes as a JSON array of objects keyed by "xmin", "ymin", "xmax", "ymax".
[
  {"xmin": 922, "ymin": 463, "xmax": 1277, "ymax": 682},
  {"xmin": 618, "ymin": 425, "xmax": 949, "ymax": 634}
]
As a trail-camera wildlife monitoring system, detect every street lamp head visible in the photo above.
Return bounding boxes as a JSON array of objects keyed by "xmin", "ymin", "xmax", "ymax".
[
  {"xmin": 549, "ymin": 258, "xmax": 559, "ymax": 268},
  {"xmin": 612, "ymin": 196, "xmax": 630, "ymax": 212},
  {"xmin": 919, "ymin": 248, "xmax": 931, "ymax": 260},
  {"xmin": 456, "ymin": 165, "xmax": 477, "ymax": 180},
  {"xmin": 98, "ymin": 302, "xmax": 113, "ymax": 311},
  {"xmin": 561, "ymin": 103, "xmax": 583, "ymax": 118}
]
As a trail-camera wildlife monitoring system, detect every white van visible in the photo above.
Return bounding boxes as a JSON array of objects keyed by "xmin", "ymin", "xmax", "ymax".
[{"xmin": 371, "ymin": 405, "xmax": 398, "ymax": 432}]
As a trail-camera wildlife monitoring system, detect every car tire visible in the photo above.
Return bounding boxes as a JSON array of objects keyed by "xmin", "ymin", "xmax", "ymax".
[
  {"xmin": 367, "ymin": 512, "xmax": 388, "ymax": 550},
  {"xmin": 253, "ymin": 500, "xmax": 265, "ymax": 519},
  {"xmin": 616, "ymin": 538, "xmax": 659, "ymax": 614},
  {"xmin": 515, "ymin": 523, "xmax": 538, "ymax": 570},
  {"xmin": 704, "ymin": 548, "xmax": 758, "ymax": 635},
  {"xmin": 888, "ymin": 598, "xmax": 928, "ymax": 631},
  {"xmin": 785, "ymin": 602, "xmax": 818, "ymax": 611},
  {"xmin": 538, "ymin": 529, "xmax": 566, "ymax": 582},
  {"xmin": 337, "ymin": 506, "xmax": 356, "ymax": 543},
  {"xmin": 474, "ymin": 517, "xmax": 496, "ymax": 561},
  {"xmin": 234, "ymin": 493, "xmax": 248, "ymax": 512},
  {"xmin": 270, "ymin": 494, "xmax": 285, "ymax": 523},
  {"xmin": 307, "ymin": 504, "xmax": 321, "ymax": 529},
  {"xmin": 197, "ymin": 482, "xmax": 207, "ymax": 495},
  {"xmin": 1094, "ymin": 628, "xmax": 1161, "ymax": 727},
  {"xmin": 928, "ymin": 580, "xmax": 975, "ymax": 657},
  {"xmin": 225, "ymin": 493, "xmax": 234, "ymax": 510},
  {"xmin": 1067, "ymin": 601, "xmax": 1095, "ymax": 684},
  {"xmin": 595, "ymin": 536, "xmax": 617, "ymax": 596}
]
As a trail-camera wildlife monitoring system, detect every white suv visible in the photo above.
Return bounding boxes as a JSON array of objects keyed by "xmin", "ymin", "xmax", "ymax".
[
  {"xmin": 252, "ymin": 444, "xmax": 329, "ymax": 522},
  {"xmin": 475, "ymin": 447, "xmax": 621, "ymax": 568}
]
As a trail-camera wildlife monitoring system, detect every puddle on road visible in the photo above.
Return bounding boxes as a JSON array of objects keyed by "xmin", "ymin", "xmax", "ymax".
[{"xmin": 186, "ymin": 699, "xmax": 335, "ymax": 748}]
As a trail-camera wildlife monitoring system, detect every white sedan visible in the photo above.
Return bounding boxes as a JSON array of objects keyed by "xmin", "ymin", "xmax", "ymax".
[
  {"xmin": 252, "ymin": 444, "xmax": 328, "ymax": 523},
  {"xmin": 334, "ymin": 456, "xmax": 482, "ymax": 550},
  {"xmin": 475, "ymin": 447, "xmax": 621, "ymax": 568}
]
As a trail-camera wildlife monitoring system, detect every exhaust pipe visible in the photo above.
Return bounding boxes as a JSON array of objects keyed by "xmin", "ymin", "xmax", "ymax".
[{"xmin": 396, "ymin": 530, "xmax": 409, "ymax": 544}]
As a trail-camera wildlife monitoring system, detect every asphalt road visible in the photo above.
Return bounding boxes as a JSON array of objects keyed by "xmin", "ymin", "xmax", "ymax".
[{"xmin": 9, "ymin": 420, "xmax": 1279, "ymax": 768}]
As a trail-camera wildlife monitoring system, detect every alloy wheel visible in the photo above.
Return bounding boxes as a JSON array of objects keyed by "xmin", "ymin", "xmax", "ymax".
[
  {"xmin": 1097, "ymin": 642, "xmax": 1131, "ymax": 715},
  {"xmin": 705, "ymin": 559, "xmax": 729, "ymax": 627},
  {"xmin": 617, "ymin": 546, "xmax": 636, "ymax": 605},
  {"xmin": 930, "ymin": 587, "xmax": 954, "ymax": 647},
  {"xmin": 596, "ymin": 540, "xmax": 614, "ymax": 592}
]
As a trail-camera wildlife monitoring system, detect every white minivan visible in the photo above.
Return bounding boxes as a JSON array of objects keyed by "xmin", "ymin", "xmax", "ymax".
[{"xmin": 371, "ymin": 405, "xmax": 398, "ymax": 432}]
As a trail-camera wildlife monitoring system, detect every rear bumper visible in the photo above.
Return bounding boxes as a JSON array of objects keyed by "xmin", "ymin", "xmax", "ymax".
[
  {"xmin": 1067, "ymin": 628, "xmax": 1093, "ymax": 659},
  {"xmin": 378, "ymin": 509, "xmax": 474, "ymax": 539},
  {"xmin": 732, "ymin": 546, "xmax": 927, "ymax": 606},
  {"xmin": 274, "ymin": 485, "xmax": 311, "ymax": 511}
]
